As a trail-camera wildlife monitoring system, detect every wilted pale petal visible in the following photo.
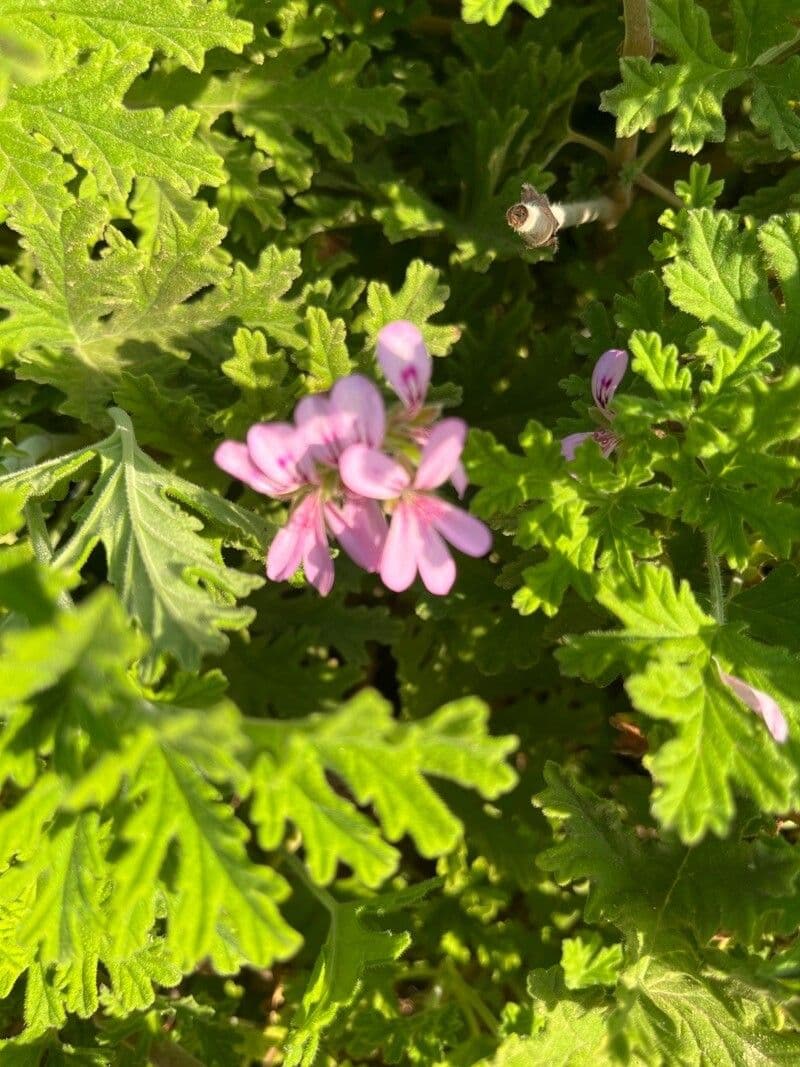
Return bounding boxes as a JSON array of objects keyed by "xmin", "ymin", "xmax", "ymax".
[
  {"xmin": 591, "ymin": 349, "xmax": 628, "ymax": 413},
  {"xmin": 417, "ymin": 522, "xmax": 456, "ymax": 595},
  {"xmin": 331, "ymin": 374, "xmax": 386, "ymax": 449},
  {"xmin": 414, "ymin": 418, "xmax": 467, "ymax": 491},
  {"xmin": 380, "ymin": 500, "xmax": 421, "ymax": 592},
  {"xmin": 339, "ymin": 444, "xmax": 411, "ymax": 500},
  {"xmin": 428, "ymin": 498, "xmax": 492, "ymax": 557},
  {"xmin": 451, "ymin": 460, "xmax": 468, "ymax": 499},
  {"xmin": 247, "ymin": 423, "xmax": 306, "ymax": 493},
  {"xmin": 376, "ymin": 320, "xmax": 432, "ymax": 412},
  {"xmin": 719, "ymin": 669, "xmax": 789, "ymax": 744},
  {"xmin": 560, "ymin": 432, "xmax": 594, "ymax": 462},
  {"xmin": 325, "ymin": 497, "xmax": 387, "ymax": 573},
  {"xmin": 214, "ymin": 441, "xmax": 281, "ymax": 496}
]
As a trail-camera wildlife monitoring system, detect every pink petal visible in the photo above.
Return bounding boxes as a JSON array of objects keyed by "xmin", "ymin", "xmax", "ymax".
[
  {"xmin": 214, "ymin": 441, "xmax": 281, "ymax": 496},
  {"xmin": 294, "ymin": 394, "xmax": 330, "ymax": 427},
  {"xmin": 266, "ymin": 493, "xmax": 321, "ymax": 582},
  {"xmin": 414, "ymin": 418, "xmax": 467, "ymax": 491},
  {"xmin": 267, "ymin": 524, "xmax": 304, "ymax": 582},
  {"xmin": 331, "ymin": 375, "xmax": 386, "ymax": 449},
  {"xmin": 303, "ymin": 508, "xmax": 334, "ymax": 596},
  {"xmin": 339, "ymin": 444, "xmax": 411, "ymax": 500},
  {"xmin": 376, "ymin": 320, "xmax": 431, "ymax": 413},
  {"xmin": 561, "ymin": 432, "xmax": 594, "ymax": 462},
  {"xmin": 451, "ymin": 460, "xmax": 468, "ymax": 499},
  {"xmin": 417, "ymin": 523, "xmax": 456, "ymax": 595},
  {"xmin": 719, "ymin": 669, "xmax": 789, "ymax": 744},
  {"xmin": 591, "ymin": 349, "xmax": 628, "ymax": 413},
  {"xmin": 247, "ymin": 423, "xmax": 307, "ymax": 494},
  {"xmin": 380, "ymin": 500, "xmax": 421, "ymax": 592},
  {"xmin": 325, "ymin": 497, "xmax": 387, "ymax": 573},
  {"xmin": 428, "ymin": 498, "xmax": 492, "ymax": 557}
]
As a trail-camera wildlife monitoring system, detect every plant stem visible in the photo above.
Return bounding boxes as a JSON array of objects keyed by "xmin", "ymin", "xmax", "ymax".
[
  {"xmin": 443, "ymin": 959, "xmax": 498, "ymax": 1035},
  {"xmin": 635, "ymin": 123, "xmax": 673, "ymax": 171},
  {"xmin": 705, "ymin": 534, "xmax": 725, "ymax": 625},
  {"xmin": 611, "ymin": 0, "xmax": 655, "ymax": 218},
  {"xmin": 632, "ymin": 171, "xmax": 683, "ymax": 208},
  {"xmin": 23, "ymin": 501, "xmax": 74, "ymax": 610},
  {"xmin": 565, "ymin": 130, "xmax": 682, "ymax": 208},
  {"xmin": 282, "ymin": 849, "xmax": 337, "ymax": 915}
]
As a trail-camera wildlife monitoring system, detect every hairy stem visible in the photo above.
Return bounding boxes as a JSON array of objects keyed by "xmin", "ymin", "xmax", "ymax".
[
  {"xmin": 705, "ymin": 534, "xmax": 725, "ymax": 625},
  {"xmin": 611, "ymin": 0, "xmax": 655, "ymax": 218},
  {"xmin": 565, "ymin": 130, "xmax": 682, "ymax": 208},
  {"xmin": 24, "ymin": 501, "xmax": 74, "ymax": 610}
]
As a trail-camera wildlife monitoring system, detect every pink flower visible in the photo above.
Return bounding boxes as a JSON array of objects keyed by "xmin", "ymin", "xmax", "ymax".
[
  {"xmin": 377, "ymin": 321, "xmax": 468, "ymax": 496},
  {"xmin": 215, "ymin": 321, "xmax": 489, "ymax": 597},
  {"xmin": 718, "ymin": 667, "xmax": 789, "ymax": 744},
  {"xmin": 561, "ymin": 349, "xmax": 627, "ymax": 461},
  {"xmin": 215, "ymin": 376, "xmax": 388, "ymax": 595},
  {"xmin": 377, "ymin": 320, "xmax": 432, "ymax": 414},
  {"xmin": 340, "ymin": 419, "xmax": 492, "ymax": 595}
]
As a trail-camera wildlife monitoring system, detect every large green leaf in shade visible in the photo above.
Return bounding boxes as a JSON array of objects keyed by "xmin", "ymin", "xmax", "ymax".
[
  {"xmin": 199, "ymin": 42, "xmax": 406, "ymax": 190},
  {"xmin": 0, "ymin": 408, "xmax": 267, "ymax": 671},
  {"xmin": 557, "ymin": 566, "xmax": 800, "ymax": 841},
  {"xmin": 284, "ymin": 880, "xmax": 438, "ymax": 1067}
]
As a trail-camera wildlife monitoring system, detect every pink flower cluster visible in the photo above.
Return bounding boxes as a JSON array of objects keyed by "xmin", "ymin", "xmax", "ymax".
[
  {"xmin": 561, "ymin": 348, "xmax": 628, "ymax": 461},
  {"xmin": 215, "ymin": 321, "xmax": 492, "ymax": 596}
]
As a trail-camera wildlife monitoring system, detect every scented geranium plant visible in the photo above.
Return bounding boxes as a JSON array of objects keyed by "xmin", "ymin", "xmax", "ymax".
[{"xmin": 1, "ymin": 1, "xmax": 800, "ymax": 1065}]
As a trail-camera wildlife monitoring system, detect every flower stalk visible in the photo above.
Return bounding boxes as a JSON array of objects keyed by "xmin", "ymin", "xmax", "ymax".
[{"xmin": 705, "ymin": 533, "xmax": 725, "ymax": 625}]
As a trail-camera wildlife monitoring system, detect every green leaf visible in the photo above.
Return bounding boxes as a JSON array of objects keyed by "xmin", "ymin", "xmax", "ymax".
[
  {"xmin": 560, "ymin": 934, "xmax": 623, "ymax": 990},
  {"xmin": 557, "ymin": 567, "xmax": 800, "ymax": 841},
  {"xmin": 0, "ymin": 0, "xmax": 252, "ymax": 73},
  {"xmin": 728, "ymin": 566, "xmax": 800, "ymax": 649},
  {"xmin": 249, "ymin": 691, "xmax": 518, "ymax": 884},
  {"xmin": 111, "ymin": 743, "xmax": 300, "ymax": 972},
  {"xmin": 461, "ymin": 0, "xmax": 550, "ymax": 27},
  {"xmin": 284, "ymin": 880, "xmax": 438, "ymax": 1067},
  {"xmin": 295, "ymin": 306, "xmax": 352, "ymax": 391},
  {"xmin": 2, "ymin": 45, "xmax": 224, "ymax": 210},
  {"xmin": 615, "ymin": 955, "xmax": 800, "ymax": 1065},
  {"xmin": 602, "ymin": 0, "xmax": 800, "ymax": 153},
  {"xmin": 202, "ymin": 42, "xmax": 406, "ymax": 190},
  {"xmin": 0, "ymin": 409, "xmax": 267, "ymax": 672},
  {"xmin": 356, "ymin": 259, "xmax": 460, "ymax": 356}
]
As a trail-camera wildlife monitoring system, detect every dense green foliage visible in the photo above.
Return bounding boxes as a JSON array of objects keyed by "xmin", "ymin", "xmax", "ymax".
[{"xmin": 1, "ymin": 0, "xmax": 800, "ymax": 1063}]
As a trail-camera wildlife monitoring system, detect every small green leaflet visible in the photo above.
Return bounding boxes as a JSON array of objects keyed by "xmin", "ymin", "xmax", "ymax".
[{"xmin": 461, "ymin": 0, "xmax": 551, "ymax": 27}]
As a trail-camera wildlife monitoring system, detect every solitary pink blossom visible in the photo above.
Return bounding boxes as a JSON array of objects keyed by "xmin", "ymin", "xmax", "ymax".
[
  {"xmin": 561, "ymin": 348, "xmax": 627, "ymax": 461},
  {"xmin": 215, "ymin": 321, "xmax": 489, "ymax": 596},
  {"xmin": 340, "ymin": 418, "xmax": 492, "ymax": 595},
  {"xmin": 718, "ymin": 666, "xmax": 789, "ymax": 744}
]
